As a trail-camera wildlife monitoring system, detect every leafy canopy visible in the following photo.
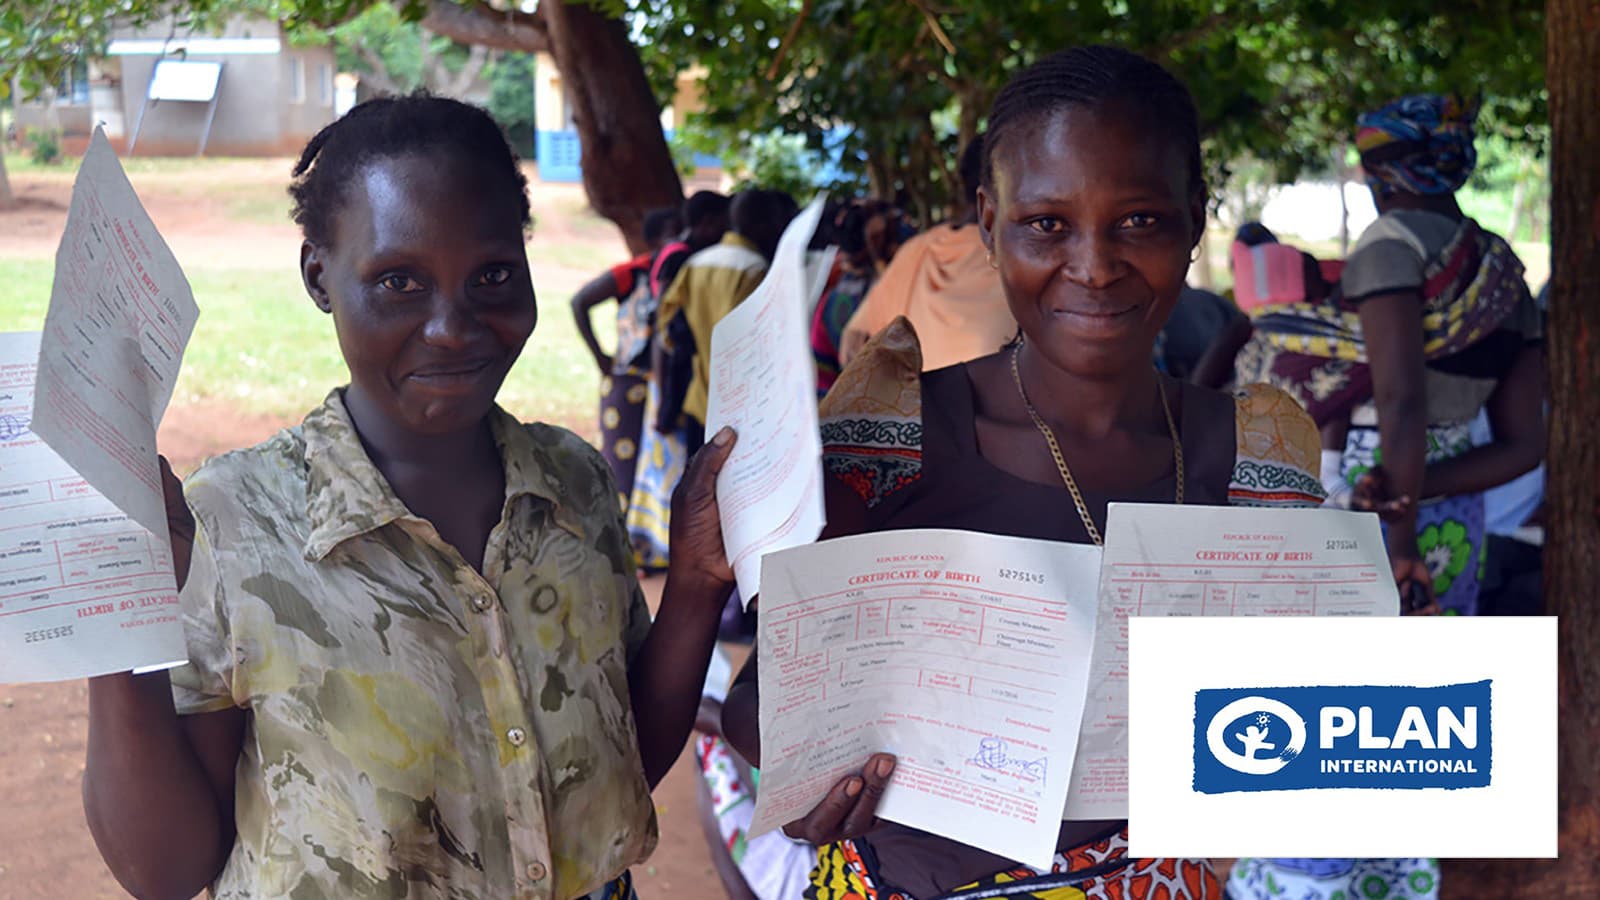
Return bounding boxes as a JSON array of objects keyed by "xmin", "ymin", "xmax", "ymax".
[{"xmin": 632, "ymin": 0, "xmax": 1546, "ymax": 217}]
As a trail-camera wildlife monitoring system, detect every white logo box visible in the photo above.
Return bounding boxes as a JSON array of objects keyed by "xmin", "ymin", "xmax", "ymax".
[{"xmin": 1127, "ymin": 616, "xmax": 1557, "ymax": 859}]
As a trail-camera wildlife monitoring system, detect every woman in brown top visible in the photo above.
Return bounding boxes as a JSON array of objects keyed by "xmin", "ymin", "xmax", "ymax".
[{"xmin": 721, "ymin": 47, "xmax": 1329, "ymax": 900}]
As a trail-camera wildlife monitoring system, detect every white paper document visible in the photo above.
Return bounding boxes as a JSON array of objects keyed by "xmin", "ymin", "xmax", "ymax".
[
  {"xmin": 0, "ymin": 332, "xmax": 187, "ymax": 683},
  {"xmin": 705, "ymin": 197, "xmax": 828, "ymax": 604},
  {"xmin": 30, "ymin": 127, "xmax": 199, "ymax": 537},
  {"xmin": 1063, "ymin": 502, "xmax": 1400, "ymax": 820},
  {"xmin": 750, "ymin": 529, "xmax": 1103, "ymax": 868}
]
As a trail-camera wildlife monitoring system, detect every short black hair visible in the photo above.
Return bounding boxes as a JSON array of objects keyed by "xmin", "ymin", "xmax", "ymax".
[
  {"xmin": 643, "ymin": 207, "xmax": 684, "ymax": 244},
  {"xmin": 982, "ymin": 46, "xmax": 1204, "ymax": 197},
  {"xmin": 1235, "ymin": 222, "xmax": 1278, "ymax": 246},
  {"xmin": 289, "ymin": 93, "xmax": 530, "ymax": 246},
  {"xmin": 684, "ymin": 190, "xmax": 731, "ymax": 227},
  {"xmin": 731, "ymin": 189, "xmax": 798, "ymax": 237}
]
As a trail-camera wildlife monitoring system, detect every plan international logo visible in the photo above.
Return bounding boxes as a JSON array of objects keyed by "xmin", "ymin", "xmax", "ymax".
[{"xmin": 1192, "ymin": 681, "xmax": 1492, "ymax": 794}]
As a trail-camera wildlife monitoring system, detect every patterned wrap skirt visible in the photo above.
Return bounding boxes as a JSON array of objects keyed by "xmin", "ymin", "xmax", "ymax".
[
  {"xmin": 804, "ymin": 832, "xmax": 1219, "ymax": 900},
  {"xmin": 1341, "ymin": 421, "xmax": 1484, "ymax": 615},
  {"xmin": 600, "ymin": 370, "xmax": 649, "ymax": 515},
  {"xmin": 1228, "ymin": 858, "xmax": 1439, "ymax": 900},
  {"xmin": 626, "ymin": 381, "xmax": 690, "ymax": 570}
]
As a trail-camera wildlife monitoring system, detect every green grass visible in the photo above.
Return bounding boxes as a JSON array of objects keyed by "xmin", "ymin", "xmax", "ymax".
[
  {"xmin": 0, "ymin": 257, "xmax": 603, "ymax": 432},
  {"xmin": 4, "ymin": 152, "xmax": 270, "ymax": 176}
]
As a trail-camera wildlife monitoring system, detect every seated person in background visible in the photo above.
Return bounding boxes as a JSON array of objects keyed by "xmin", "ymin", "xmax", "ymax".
[
  {"xmin": 655, "ymin": 189, "xmax": 798, "ymax": 452},
  {"xmin": 1227, "ymin": 223, "xmax": 1334, "ymax": 312},
  {"xmin": 1154, "ymin": 284, "xmax": 1245, "ymax": 379},
  {"xmin": 1189, "ymin": 223, "xmax": 1333, "ymax": 389},
  {"xmin": 570, "ymin": 206, "xmax": 685, "ymax": 513},
  {"xmin": 81, "ymin": 95, "xmax": 740, "ymax": 900},
  {"xmin": 837, "ymin": 135, "xmax": 1015, "ymax": 372}
]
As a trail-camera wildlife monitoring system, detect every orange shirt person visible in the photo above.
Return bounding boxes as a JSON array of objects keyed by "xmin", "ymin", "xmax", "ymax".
[{"xmin": 837, "ymin": 137, "xmax": 1016, "ymax": 372}]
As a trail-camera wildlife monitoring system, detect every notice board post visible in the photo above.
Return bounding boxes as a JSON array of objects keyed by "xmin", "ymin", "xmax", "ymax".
[{"xmin": 127, "ymin": 59, "xmax": 224, "ymax": 156}]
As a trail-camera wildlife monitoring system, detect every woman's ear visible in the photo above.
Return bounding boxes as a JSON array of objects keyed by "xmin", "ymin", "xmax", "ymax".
[
  {"xmin": 1189, "ymin": 189, "xmax": 1208, "ymax": 255},
  {"xmin": 976, "ymin": 185, "xmax": 998, "ymax": 258},
  {"xmin": 300, "ymin": 240, "xmax": 332, "ymax": 313}
]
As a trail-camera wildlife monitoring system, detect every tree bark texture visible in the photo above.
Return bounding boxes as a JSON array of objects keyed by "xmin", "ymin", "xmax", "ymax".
[
  {"xmin": 424, "ymin": 0, "xmax": 682, "ymax": 253},
  {"xmin": 423, "ymin": 1, "xmax": 549, "ymax": 54},
  {"xmin": 1442, "ymin": 1, "xmax": 1600, "ymax": 894},
  {"xmin": 539, "ymin": 1, "xmax": 683, "ymax": 255}
]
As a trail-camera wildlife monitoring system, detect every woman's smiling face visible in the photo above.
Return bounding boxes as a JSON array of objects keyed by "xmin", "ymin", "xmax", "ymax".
[
  {"xmin": 301, "ymin": 152, "xmax": 536, "ymax": 435},
  {"xmin": 979, "ymin": 103, "xmax": 1204, "ymax": 377}
]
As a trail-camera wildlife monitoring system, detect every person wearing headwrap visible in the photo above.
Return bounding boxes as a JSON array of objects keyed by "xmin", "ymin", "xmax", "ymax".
[
  {"xmin": 1230, "ymin": 92, "xmax": 1547, "ymax": 900},
  {"xmin": 1355, "ymin": 93, "xmax": 1480, "ymax": 197}
]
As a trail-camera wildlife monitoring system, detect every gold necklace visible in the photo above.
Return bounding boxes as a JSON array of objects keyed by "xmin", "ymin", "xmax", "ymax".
[{"xmin": 1008, "ymin": 343, "xmax": 1184, "ymax": 546}]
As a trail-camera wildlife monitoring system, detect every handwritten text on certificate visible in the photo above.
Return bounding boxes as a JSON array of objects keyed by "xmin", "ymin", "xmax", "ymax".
[
  {"xmin": 0, "ymin": 332, "xmax": 187, "ymax": 683},
  {"xmin": 750, "ymin": 530, "xmax": 1102, "ymax": 868},
  {"xmin": 31, "ymin": 127, "xmax": 198, "ymax": 537},
  {"xmin": 1063, "ymin": 503, "xmax": 1400, "ymax": 820},
  {"xmin": 705, "ymin": 198, "xmax": 827, "ymax": 604}
]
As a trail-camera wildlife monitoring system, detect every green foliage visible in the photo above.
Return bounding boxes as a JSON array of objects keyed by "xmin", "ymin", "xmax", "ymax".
[
  {"xmin": 632, "ymin": 0, "xmax": 1548, "ymax": 217},
  {"xmin": 330, "ymin": 3, "xmax": 471, "ymax": 94},
  {"xmin": 25, "ymin": 127, "xmax": 61, "ymax": 164},
  {"xmin": 487, "ymin": 52, "xmax": 537, "ymax": 152},
  {"xmin": 0, "ymin": 0, "xmax": 211, "ymax": 100}
]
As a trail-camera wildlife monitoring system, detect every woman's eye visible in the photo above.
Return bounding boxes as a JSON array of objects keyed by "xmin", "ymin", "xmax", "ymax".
[
  {"xmin": 477, "ymin": 267, "xmax": 513, "ymax": 287},
  {"xmin": 379, "ymin": 274, "xmax": 424, "ymax": 293},
  {"xmin": 1027, "ymin": 217, "xmax": 1065, "ymax": 235},
  {"xmin": 1121, "ymin": 213, "xmax": 1160, "ymax": 229}
]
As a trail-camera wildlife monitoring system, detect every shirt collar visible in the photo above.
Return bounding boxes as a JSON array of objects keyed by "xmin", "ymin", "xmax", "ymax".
[
  {"xmin": 302, "ymin": 390, "xmax": 585, "ymax": 561},
  {"xmin": 721, "ymin": 232, "xmax": 760, "ymax": 254}
]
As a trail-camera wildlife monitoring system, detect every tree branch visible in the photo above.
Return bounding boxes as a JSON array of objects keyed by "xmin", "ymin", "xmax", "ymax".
[
  {"xmin": 908, "ymin": 0, "xmax": 956, "ymax": 56},
  {"xmin": 766, "ymin": 0, "xmax": 815, "ymax": 80},
  {"xmin": 447, "ymin": 44, "xmax": 491, "ymax": 96},
  {"xmin": 1153, "ymin": 11, "xmax": 1242, "ymax": 56},
  {"xmin": 352, "ymin": 42, "xmax": 407, "ymax": 95},
  {"xmin": 422, "ymin": 0, "xmax": 550, "ymax": 54}
]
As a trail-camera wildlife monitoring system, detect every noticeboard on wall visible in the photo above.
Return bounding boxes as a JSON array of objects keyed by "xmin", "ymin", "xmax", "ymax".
[{"xmin": 146, "ymin": 60, "xmax": 223, "ymax": 103}]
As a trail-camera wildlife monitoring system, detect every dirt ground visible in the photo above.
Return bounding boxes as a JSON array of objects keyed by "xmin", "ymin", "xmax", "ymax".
[{"xmin": 0, "ymin": 162, "xmax": 722, "ymax": 899}]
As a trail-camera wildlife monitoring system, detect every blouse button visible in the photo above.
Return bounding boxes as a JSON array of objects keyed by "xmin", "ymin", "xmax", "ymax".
[
  {"xmin": 526, "ymin": 862, "xmax": 548, "ymax": 881},
  {"xmin": 472, "ymin": 594, "xmax": 493, "ymax": 612},
  {"xmin": 506, "ymin": 727, "xmax": 527, "ymax": 747}
]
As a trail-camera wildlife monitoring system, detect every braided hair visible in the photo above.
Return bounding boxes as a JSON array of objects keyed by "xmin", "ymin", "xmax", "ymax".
[
  {"xmin": 289, "ymin": 93, "xmax": 531, "ymax": 247},
  {"xmin": 983, "ymin": 46, "xmax": 1204, "ymax": 199}
]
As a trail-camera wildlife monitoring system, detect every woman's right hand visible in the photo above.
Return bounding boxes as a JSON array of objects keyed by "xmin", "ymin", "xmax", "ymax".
[
  {"xmin": 1393, "ymin": 555, "xmax": 1440, "ymax": 616},
  {"xmin": 159, "ymin": 455, "xmax": 195, "ymax": 592},
  {"xmin": 782, "ymin": 753, "xmax": 896, "ymax": 845},
  {"xmin": 1351, "ymin": 466, "xmax": 1416, "ymax": 522}
]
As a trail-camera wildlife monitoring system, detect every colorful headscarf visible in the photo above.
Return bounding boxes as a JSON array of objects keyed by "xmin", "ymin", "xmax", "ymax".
[{"xmin": 1356, "ymin": 93, "xmax": 1479, "ymax": 196}]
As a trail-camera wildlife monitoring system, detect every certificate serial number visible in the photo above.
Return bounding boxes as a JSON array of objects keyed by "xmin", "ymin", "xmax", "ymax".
[
  {"xmin": 998, "ymin": 568, "xmax": 1045, "ymax": 585},
  {"xmin": 24, "ymin": 625, "xmax": 74, "ymax": 643},
  {"xmin": 1325, "ymin": 540, "xmax": 1359, "ymax": 551}
]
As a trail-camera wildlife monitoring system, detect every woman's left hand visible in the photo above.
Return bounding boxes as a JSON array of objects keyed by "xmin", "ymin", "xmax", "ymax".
[{"xmin": 667, "ymin": 426, "xmax": 738, "ymax": 594}]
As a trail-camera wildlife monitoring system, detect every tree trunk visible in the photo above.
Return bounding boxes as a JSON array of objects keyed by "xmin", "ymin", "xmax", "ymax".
[
  {"xmin": 539, "ymin": 0, "xmax": 683, "ymax": 255},
  {"xmin": 422, "ymin": 0, "xmax": 681, "ymax": 253},
  {"xmin": 0, "ymin": 149, "xmax": 15, "ymax": 211},
  {"xmin": 1440, "ymin": 1, "xmax": 1600, "ymax": 894},
  {"xmin": 1338, "ymin": 147, "xmax": 1353, "ymax": 257},
  {"xmin": 1338, "ymin": 178, "xmax": 1350, "ymax": 257}
]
